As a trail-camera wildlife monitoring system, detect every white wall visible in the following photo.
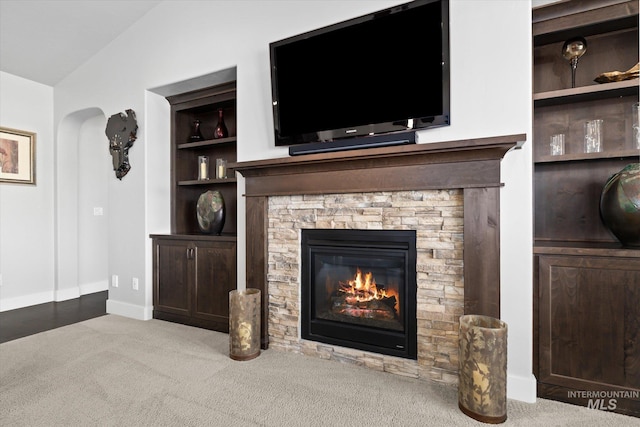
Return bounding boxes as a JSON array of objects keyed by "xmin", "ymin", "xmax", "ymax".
[
  {"xmin": 0, "ymin": 72, "xmax": 55, "ymax": 310},
  {"xmin": 55, "ymin": 107, "xmax": 109, "ymax": 302},
  {"xmin": 532, "ymin": 0, "xmax": 563, "ymax": 7},
  {"xmin": 0, "ymin": 73, "xmax": 110, "ymax": 308},
  {"xmin": 8, "ymin": 0, "xmax": 534, "ymax": 402},
  {"xmin": 77, "ymin": 115, "xmax": 110, "ymax": 294}
]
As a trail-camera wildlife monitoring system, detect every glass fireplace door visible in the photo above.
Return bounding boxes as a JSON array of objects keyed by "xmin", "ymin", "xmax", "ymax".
[{"xmin": 301, "ymin": 229, "xmax": 417, "ymax": 359}]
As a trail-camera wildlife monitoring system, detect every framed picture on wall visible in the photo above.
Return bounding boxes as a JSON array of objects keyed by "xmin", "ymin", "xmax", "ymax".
[{"xmin": 0, "ymin": 126, "xmax": 36, "ymax": 185}]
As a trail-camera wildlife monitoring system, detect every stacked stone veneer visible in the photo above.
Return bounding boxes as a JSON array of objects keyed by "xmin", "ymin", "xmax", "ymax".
[{"xmin": 267, "ymin": 190, "xmax": 464, "ymax": 385}]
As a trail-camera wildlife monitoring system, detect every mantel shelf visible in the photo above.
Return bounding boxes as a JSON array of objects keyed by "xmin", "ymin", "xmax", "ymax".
[{"xmin": 233, "ymin": 134, "xmax": 526, "ymax": 196}]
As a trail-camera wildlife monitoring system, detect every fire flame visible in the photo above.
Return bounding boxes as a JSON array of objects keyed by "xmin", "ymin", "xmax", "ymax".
[{"xmin": 338, "ymin": 268, "xmax": 397, "ymax": 304}]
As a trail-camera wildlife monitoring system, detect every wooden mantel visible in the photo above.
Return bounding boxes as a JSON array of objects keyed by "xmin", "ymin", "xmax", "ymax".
[{"xmin": 233, "ymin": 134, "xmax": 526, "ymax": 348}]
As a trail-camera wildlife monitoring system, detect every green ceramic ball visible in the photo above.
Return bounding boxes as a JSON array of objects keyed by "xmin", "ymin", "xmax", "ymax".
[{"xmin": 599, "ymin": 163, "xmax": 640, "ymax": 247}]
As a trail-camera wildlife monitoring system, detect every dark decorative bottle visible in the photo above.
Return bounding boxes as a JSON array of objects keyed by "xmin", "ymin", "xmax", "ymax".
[
  {"xmin": 214, "ymin": 108, "xmax": 229, "ymax": 139},
  {"xmin": 189, "ymin": 120, "xmax": 204, "ymax": 142}
]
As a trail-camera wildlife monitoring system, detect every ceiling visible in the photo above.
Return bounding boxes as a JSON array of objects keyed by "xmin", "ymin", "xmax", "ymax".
[
  {"xmin": 1, "ymin": 0, "xmax": 552, "ymax": 88},
  {"xmin": 0, "ymin": 0, "xmax": 161, "ymax": 87}
]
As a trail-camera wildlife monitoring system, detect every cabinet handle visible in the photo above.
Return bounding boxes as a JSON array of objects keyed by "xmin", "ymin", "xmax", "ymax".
[{"xmin": 186, "ymin": 247, "xmax": 195, "ymax": 259}]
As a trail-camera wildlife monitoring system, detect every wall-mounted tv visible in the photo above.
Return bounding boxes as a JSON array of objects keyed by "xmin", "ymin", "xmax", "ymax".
[{"xmin": 269, "ymin": 0, "xmax": 450, "ymax": 155}]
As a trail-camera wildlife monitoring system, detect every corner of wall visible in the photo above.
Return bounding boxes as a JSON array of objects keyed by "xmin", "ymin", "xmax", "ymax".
[
  {"xmin": 508, "ymin": 373, "xmax": 537, "ymax": 403},
  {"xmin": 106, "ymin": 298, "xmax": 152, "ymax": 321},
  {"xmin": 55, "ymin": 287, "xmax": 80, "ymax": 302}
]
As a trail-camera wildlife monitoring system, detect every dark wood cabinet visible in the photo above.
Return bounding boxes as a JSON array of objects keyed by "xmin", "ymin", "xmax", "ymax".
[
  {"xmin": 151, "ymin": 81, "xmax": 238, "ymax": 333},
  {"xmin": 538, "ymin": 255, "xmax": 640, "ymax": 390},
  {"xmin": 154, "ymin": 238, "xmax": 190, "ymax": 317},
  {"xmin": 535, "ymin": 249, "xmax": 640, "ymax": 416},
  {"xmin": 533, "ymin": 0, "xmax": 639, "ymax": 417},
  {"xmin": 152, "ymin": 235, "xmax": 237, "ymax": 332}
]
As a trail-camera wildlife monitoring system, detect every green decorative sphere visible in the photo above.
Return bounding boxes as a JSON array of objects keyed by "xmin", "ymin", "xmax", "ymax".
[
  {"xmin": 599, "ymin": 163, "xmax": 640, "ymax": 247},
  {"xmin": 197, "ymin": 190, "xmax": 225, "ymax": 235}
]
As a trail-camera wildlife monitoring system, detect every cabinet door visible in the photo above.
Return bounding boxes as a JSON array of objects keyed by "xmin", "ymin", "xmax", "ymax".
[
  {"xmin": 192, "ymin": 240, "xmax": 237, "ymax": 327},
  {"xmin": 538, "ymin": 255, "xmax": 640, "ymax": 392},
  {"xmin": 154, "ymin": 239, "xmax": 191, "ymax": 316}
]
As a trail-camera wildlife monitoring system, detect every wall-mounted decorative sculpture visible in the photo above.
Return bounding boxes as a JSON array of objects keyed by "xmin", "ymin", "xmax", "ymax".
[{"xmin": 106, "ymin": 109, "xmax": 138, "ymax": 180}]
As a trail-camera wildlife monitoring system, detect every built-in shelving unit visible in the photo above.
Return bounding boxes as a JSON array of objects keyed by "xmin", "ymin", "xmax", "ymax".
[
  {"xmin": 168, "ymin": 83, "xmax": 237, "ymax": 236},
  {"xmin": 532, "ymin": 0, "xmax": 639, "ymax": 418},
  {"xmin": 151, "ymin": 81, "xmax": 238, "ymax": 333}
]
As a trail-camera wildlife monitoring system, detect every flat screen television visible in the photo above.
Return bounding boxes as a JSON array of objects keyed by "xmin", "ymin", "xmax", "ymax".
[{"xmin": 269, "ymin": 0, "xmax": 449, "ymax": 155}]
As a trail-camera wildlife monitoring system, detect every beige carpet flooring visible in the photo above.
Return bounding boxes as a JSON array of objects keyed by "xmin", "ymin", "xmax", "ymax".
[{"xmin": 0, "ymin": 315, "xmax": 638, "ymax": 426}]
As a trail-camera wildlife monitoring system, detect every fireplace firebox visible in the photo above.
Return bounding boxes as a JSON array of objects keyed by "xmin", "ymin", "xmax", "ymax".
[{"xmin": 301, "ymin": 229, "xmax": 417, "ymax": 359}]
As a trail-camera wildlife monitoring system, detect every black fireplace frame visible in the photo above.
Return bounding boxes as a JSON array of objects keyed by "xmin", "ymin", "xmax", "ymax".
[{"xmin": 301, "ymin": 229, "xmax": 417, "ymax": 359}]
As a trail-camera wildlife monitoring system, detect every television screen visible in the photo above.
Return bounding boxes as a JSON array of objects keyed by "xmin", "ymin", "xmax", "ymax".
[{"xmin": 270, "ymin": 0, "xmax": 449, "ymax": 152}]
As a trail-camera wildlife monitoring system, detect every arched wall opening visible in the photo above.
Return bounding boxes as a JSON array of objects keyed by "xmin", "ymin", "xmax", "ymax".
[{"xmin": 55, "ymin": 108, "xmax": 110, "ymax": 300}]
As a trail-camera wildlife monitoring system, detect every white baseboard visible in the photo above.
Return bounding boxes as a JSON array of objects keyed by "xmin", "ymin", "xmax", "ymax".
[
  {"xmin": 55, "ymin": 287, "xmax": 80, "ymax": 302},
  {"xmin": 0, "ymin": 290, "xmax": 54, "ymax": 312},
  {"xmin": 80, "ymin": 280, "xmax": 108, "ymax": 295},
  {"xmin": 507, "ymin": 373, "xmax": 537, "ymax": 403},
  {"xmin": 106, "ymin": 299, "xmax": 152, "ymax": 321},
  {"xmin": 0, "ymin": 283, "xmax": 109, "ymax": 312},
  {"xmin": 56, "ymin": 281, "xmax": 107, "ymax": 302}
]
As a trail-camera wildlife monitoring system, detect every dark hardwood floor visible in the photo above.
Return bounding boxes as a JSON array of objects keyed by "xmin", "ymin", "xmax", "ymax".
[{"xmin": 0, "ymin": 291, "xmax": 108, "ymax": 344}]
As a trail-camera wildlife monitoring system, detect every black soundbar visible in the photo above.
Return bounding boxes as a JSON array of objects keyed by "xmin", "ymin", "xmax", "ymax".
[{"xmin": 288, "ymin": 131, "xmax": 416, "ymax": 156}]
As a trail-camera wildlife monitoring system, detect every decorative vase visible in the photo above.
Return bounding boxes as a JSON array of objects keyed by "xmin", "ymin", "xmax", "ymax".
[
  {"xmin": 229, "ymin": 288, "xmax": 261, "ymax": 361},
  {"xmin": 214, "ymin": 108, "xmax": 228, "ymax": 139},
  {"xmin": 189, "ymin": 120, "xmax": 204, "ymax": 142},
  {"xmin": 599, "ymin": 163, "xmax": 640, "ymax": 247},
  {"xmin": 458, "ymin": 315, "xmax": 508, "ymax": 424},
  {"xmin": 196, "ymin": 190, "xmax": 225, "ymax": 235}
]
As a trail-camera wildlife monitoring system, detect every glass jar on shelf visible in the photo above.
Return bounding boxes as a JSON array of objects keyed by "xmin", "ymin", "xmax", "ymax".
[
  {"xmin": 216, "ymin": 158, "xmax": 227, "ymax": 179},
  {"xmin": 198, "ymin": 156, "xmax": 209, "ymax": 180}
]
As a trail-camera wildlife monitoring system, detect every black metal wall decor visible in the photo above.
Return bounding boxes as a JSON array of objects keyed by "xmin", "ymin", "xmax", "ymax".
[{"xmin": 106, "ymin": 109, "xmax": 138, "ymax": 180}]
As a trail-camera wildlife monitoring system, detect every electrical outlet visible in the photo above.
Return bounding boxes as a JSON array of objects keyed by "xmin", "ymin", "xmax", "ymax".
[
  {"xmin": 111, "ymin": 274, "xmax": 118, "ymax": 288},
  {"xmin": 93, "ymin": 207, "xmax": 104, "ymax": 216},
  {"xmin": 132, "ymin": 277, "xmax": 139, "ymax": 290}
]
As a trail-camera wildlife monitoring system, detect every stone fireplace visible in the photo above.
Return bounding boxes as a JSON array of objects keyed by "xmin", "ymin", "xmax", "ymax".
[
  {"xmin": 268, "ymin": 190, "xmax": 463, "ymax": 381},
  {"xmin": 235, "ymin": 134, "xmax": 524, "ymax": 385}
]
